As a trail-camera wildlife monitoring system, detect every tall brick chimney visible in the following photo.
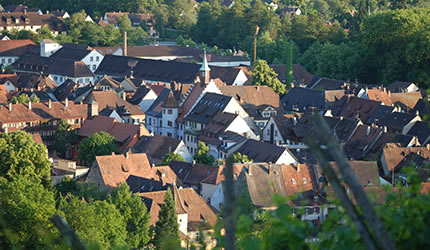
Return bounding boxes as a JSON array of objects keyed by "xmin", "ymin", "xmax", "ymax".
[{"xmin": 123, "ymin": 31, "xmax": 127, "ymax": 57}]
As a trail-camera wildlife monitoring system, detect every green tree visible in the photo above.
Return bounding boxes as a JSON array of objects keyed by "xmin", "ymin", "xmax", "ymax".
[
  {"xmin": 58, "ymin": 195, "xmax": 127, "ymax": 248},
  {"xmin": 232, "ymin": 152, "xmax": 251, "ymax": 163},
  {"xmin": 10, "ymin": 93, "xmax": 31, "ymax": 104},
  {"xmin": 54, "ymin": 177, "xmax": 108, "ymax": 201},
  {"xmin": 110, "ymin": 183, "xmax": 151, "ymax": 248},
  {"xmin": 161, "ymin": 152, "xmax": 185, "ymax": 165},
  {"xmin": 0, "ymin": 176, "xmax": 57, "ymax": 248},
  {"xmin": 0, "ymin": 131, "xmax": 51, "ymax": 186},
  {"xmin": 77, "ymin": 132, "xmax": 117, "ymax": 167},
  {"xmin": 154, "ymin": 188, "xmax": 180, "ymax": 248},
  {"xmin": 252, "ymin": 60, "xmax": 287, "ymax": 95},
  {"xmin": 194, "ymin": 142, "xmax": 215, "ymax": 165},
  {"xmin": 53, "ymin": 119, "xmax": 78, "ymax": 158}
]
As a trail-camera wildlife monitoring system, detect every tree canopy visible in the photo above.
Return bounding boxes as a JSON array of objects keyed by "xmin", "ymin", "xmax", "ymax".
[
  {"xmin": 252, "ymin": 59, "xmax": 287, "ymax": 95},
  {"xmin": 10, "ymin": 94, "xmax": 40, "ymax": 104},
  {"xmin": 77, "ymin": 131, "xmax": 117, "ymax": 167},
  {"xmin": 52, "ymin": 119, "xmax": 78, "ymax": 159},
  {"xmin": 161, "ymin": 152, "xmax": 185, "ymax": 165},
  {"xmin": 154, "ymin": 188, "xmax": 180, "ymax": 248},
  {"xmin": 0, "ymin": 176, "xmax": 57, "ymax": 248},
  {"xmin": 0, "ymin": 131, "xmax": 51, "ymax": 186},
  {"xmin": 194, "ymin": 142, "xmax": 215, "ymax": 165},
  {"xmin": 110, "ymin": 183, "xmax": 151, "ymax": 248}
]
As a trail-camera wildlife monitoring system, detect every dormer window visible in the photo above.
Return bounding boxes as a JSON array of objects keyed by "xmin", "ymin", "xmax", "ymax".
[
  {"xmin": 303, "ymin": 178, "xmax": 307, "ymax": 184},
  {"xmin": 292, "ymin": 178, "xmax": 296, "ymax": 184},
  {"xmin": 25, "ymin": 17, "xmax": 30, "ymax": 24}
]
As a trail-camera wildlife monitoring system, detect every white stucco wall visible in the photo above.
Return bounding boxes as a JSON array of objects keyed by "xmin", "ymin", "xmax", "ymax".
[
  {"xmin": 174, "ymin": 141, "xmax": 193, "ymax": 163},
  {"xmin": 82, "ymin": 50, "xmax": 104, "ymax": 72},
  {"xmin": 275, "ymin": 149, "xmax": 298, "ymax": 165},
  {"xmin": 201, "ymin": 183, "xmax": 218, "ymax": 201},
  {"xmin": 225, "ymin": 116, "xmax": 257, "ymax": 139},
  {"xmin": 138, "ymin": 90, "xmax": 158, "ymax": 112},
  {"xmin": 210, "ymin": 183, "xmax": 224, "ymax": 211}
]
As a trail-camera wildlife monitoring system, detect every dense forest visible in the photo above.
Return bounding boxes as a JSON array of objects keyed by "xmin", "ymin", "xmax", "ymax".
[{"xmin": 2, "ymin": 0, "xmax": 430, "ymax": 87}]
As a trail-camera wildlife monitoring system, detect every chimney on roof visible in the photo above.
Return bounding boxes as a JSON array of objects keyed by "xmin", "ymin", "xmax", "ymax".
[
  {"xmin": 28, "ymin": 100, "xmax": 32, "ymax": 110},
  {"xmin": 290, "ymin": 83, "xmax": 295, "ymax": 88},
  {"xmin": 366, "ymin": 126, "xmax": 371, "ymax": 136},
  {"xmin": 123, "ymin": 31, "xmax": 127, "ymax": 57},
  {"xmin": 426, "ymin": 144, "xmax": 430, "ymax": 150},
  {"xmin": 65, "ymin": 97, "xmax": 69, "ymax": 108},
  {"xmin": 125, "ymin": 151, "xmax": 130, "ymax": 159},
  {"xmin": 88, "ymin": 100, "xmax": 98, "ymax": 117},
  {"xmin": 8, "ymin": 103, "xmax": 12, "ymax": 112},
  {"xmin": 48, "ymin": 99, "xmax": 51, "ymax": 109},
  {"xmin": 112, "ymin": 152, "xmax": 115, "ymax": 155},
  {"xmin": 138, "ymin": 124, "xmax": 146, "ymax": 137},
  {"xmin": 192, "ymin": 160, "xmax": 196, "ymax": 166}
]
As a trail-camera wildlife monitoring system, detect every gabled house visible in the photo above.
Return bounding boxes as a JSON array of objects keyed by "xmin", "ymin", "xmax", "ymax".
[
  {"xmin": 387, "ymin": 81, "xmax": 419, "ymax": 93},
  {"xmin": 50, "ymin": 43, "xmax": 104, "ymax": 72},
  {"xmin": 330, "ymin": 96, "xmax": 381, "ymax": 123},
  {"xmin": 281, "ymin": 86, "xmax": 325, "ymax": 113},
  {"xmin": 103, "ymin": 12, "xmax": 157, "ymax": 37},
  {"xmin": 380, "ymin": 143, "xmax": 430, "ymax": 178},
  {"xmin": 359, "ymin": 87, "xmax": 393, "ymax": 106},
  {"xmin": 168, "ymin": 161, "xmax": 218, "ymax": 190},
  {"xmin": 78, "ymin": 115, "xmax": 149, "ymax": 151},
  {"xmin": 201, "ymin": 163, "xmax": 243, "ymax": 209},
  {"xmin": 197, "ymin": 112, "xmax": 257, "ymax": 159},
  {"xmin": 0, "ymin": 100, "xmax": 88, "ymax": 146},
  {"xmin": 183, "ymin": 92, "xmax": 251, "ymax": 153},
  {"xmin": 0, "ymin": 73, "xmax": 17, "ymax": 92},
  {"xmin": 125, "ymin": 134, "xmax": 193, "ymax": 165},
  {"xmin": 139, "ymin": 186, "xmax": 217, "ymax": 240},
  {"xmin": 403, "ymin": 121, "xmax": 430, "ymax": 145},
  {"xmin": 86, "ymin": 152, "xmax": 181, "ymax": 191},
  {"xmin": 0, "ymin": 39, "xmax": 38, "ymax": 66},
  {"xmin": 372, "ymin": 112, "xmax": 421, "ymax": 134},
  {"xmin": 13, "ymin": 55, "xmax": 95, "ymax": 85},
  {"xmin": 82, "ymin": 90, "xmax": 145, "ymax": 124},
  {"xmin": 235, "ymin": 163, "xmax": 326, "ymax": 224},
  {"xmin": 218, "ymin": 84, "xmax": 280, "ymax": 127},
  {"xmin": 343, "ymin": 125, "xmax": 384, "ymax": 160},
  {"xmin": 128, "ymin": 85, "xmax": 158, "ymax": 112},
  {"xmin": 236, "ymin": 139, "xmax": 298, "ymax": 164},
  {"xmin": 0, "ymin": 12, "xmax": 66, "ymax": 35}
]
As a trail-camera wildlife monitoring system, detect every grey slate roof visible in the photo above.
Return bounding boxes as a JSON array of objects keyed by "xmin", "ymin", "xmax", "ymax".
[
  {"xmin": 281, "ymin": 87, "xmax": 325, "ymax": 113},
  {"xmin": 185, "ymin": 93, "xmax": 232, "ymax": 125}
]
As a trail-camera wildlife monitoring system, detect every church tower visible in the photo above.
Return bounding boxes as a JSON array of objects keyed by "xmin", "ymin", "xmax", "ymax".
[{"xmin": 199, "ymin": 50, "xmax": 211, "ymax": 84}]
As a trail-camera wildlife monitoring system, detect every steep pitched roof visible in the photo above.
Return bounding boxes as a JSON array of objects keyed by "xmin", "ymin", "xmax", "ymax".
[
  {"xmin": 387, "ymin": 81, "xmax": 416, "ymax": 93},
  {"xmin": 382, "ymin": 143, "xmax": 430, "ymax": 173},
  {"xmin": 281, "ymin": 87, "xmax": 325, "ymax": 112},
  {"xmin": 53, "ymin": 79, "xmax": 78, "ymax": 101},
  {"xmin": 16, "ymin": 73, "xmax": 58, "ymax": 90},
  {"xmin": 201, "ymin": 164, "xmax": 243, "ymax": 185},
  {"xmin": 50, "ymin": 43, "xmax": 92, "ymax": 61},
  {"xmin": 0, "ymin": 39, "xmax": 37, "ymax": 56},
  {"xmin": 185, "ymin": 92, "xmax": 232, "ymax": 124},
  {"xmin": 128, "ymin": 85, "xmax": 153, "ymax": 105},
  {"xmin": 237, "ymin": 139, "xmax": 294, "ymax": 163},
  {"xmin": 95, "ymin": 55, "xmax": 201, "ymax": 83},
  {"xmin": 0, "ymin": 12, "xmax": 65, "ymax": 32},
  {"xmin": 238, "ymin": 163, "xmax": 318, "ymax": 208},
  {"xmin": 13, "ymin": 55, "xmax": 94, "ymax": 78},
  {"xmin": 332, "ymin": 96, "xmax": 380, "ymax": 123},
  {"xmin": 219, "ymin": 84, "xmax": 279, "ymax": 108},
  {"xmin": 83, "ymin": 90, "xmax": 144, "ymax": 115},
  {"xmin": 128, "ymin": 134, "xmax": 182, "ymax": 164},
  {"xmin": 366, "ymin": 89, "xmax": 393, "ymax": 105},
  {"xmin": 389, "ymin": 92, "xmax": 423, "ymax": 109},
  {"xmin": 405, "ymin": 121, "xmax": 430, "ymax": 144},
  {"xmin": 89, "ymin": 153, "xmax": 153, "ymax": 189},
  {"xmin": 139, "ymin": 188, "xmax": 217, "ymax": 231},
  {"xmin": 0, "ymin": 100, "xmax": 87, "ymax": 125},
  {"xmin": 325, "ymin": 161, "xmax": 380, "ymax": 187},
  {"xmin": 78, "ymin": 116, "xmax": 148, "ymax": 143},
  {"xmin": 343, "ymin": 125, "xmax": 383, "ymax": 159}
]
